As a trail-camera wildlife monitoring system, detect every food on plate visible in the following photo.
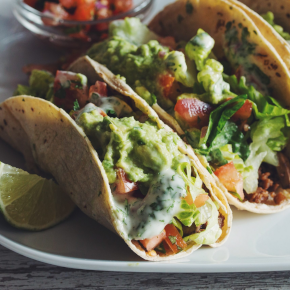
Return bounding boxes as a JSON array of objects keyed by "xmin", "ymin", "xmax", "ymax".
[
  {"xmin": 85, "ymin": 2, "xmax": 290, "ymax": 213},
  {"xmin": 0, "ymin": 162, "xmax": 75, "ymax": 230},
  {"xmin": 236, "ymin": 0, "xmax": 290, "ymax": 43},
  {"xmin": 1, "ymin": 56, "xmax": 232, "ymax": 260},
  {"xmin": 23, "ymin": 0, "xmax": 133, "ymax": 41}
]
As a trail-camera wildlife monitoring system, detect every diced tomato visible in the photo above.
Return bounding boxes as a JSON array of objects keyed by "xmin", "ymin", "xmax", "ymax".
[
  {"xmin": 183, "ymin": 192, "xmax": 194, "ymax": 205},
  {"xmin": 53, "ymin": 70, "xmax": 89, "ymax": 111},
  {"xmin": 89, "ymin": 81, "xmax": 108, "ymax": 99},
  {"xmin": 158, "ymin": 74, "xmax": 175, "ymax": 98},
  {"xmin": 59, "ymin": 0, "xmax": 77, "ymax": 8},
  {"xmin": 72, "ymin": 2, "xmax": 95, "ymax": 21},
  {"xmin": 194, "ymin": 194, "xmax": 209, "ymax": 208},
  {"xmin": 164, "ymin": 224, "xmax": 187, "ymax": 254},
  {"xmin": 174, "ymin": 98, "xmax": 213, "ymax": 129},
  {"xmin": 214, "ymin": 161, "xmax": 244, "ymax": 200},
  {"xmin": 231, "ymin": 100, "xmax": 252, "ymax": 122},
  {"xmin": 114, "ymin": 169, "xmax": 138, "ymax": 194},
  {"xmin": 140, "ymin": 230, "xmax": 166, "ymax": 251},
  {"xmin": 158, "ymin": 36, "xmax": 176, "ymax": 50}
]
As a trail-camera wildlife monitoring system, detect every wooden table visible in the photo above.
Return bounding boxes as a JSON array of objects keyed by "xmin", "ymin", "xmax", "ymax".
[{"xmin": 1, "ymin": 245, "xmax": 290, "ymax": 289}]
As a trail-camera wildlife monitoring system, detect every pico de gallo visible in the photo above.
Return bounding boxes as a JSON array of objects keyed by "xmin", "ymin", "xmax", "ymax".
[
  {"xmin": 86, "ymin": 17, "xmax": 290, "ymax": 206},
  {"xmin": 24, "ymin": 0, "xmax": 133, "ymax": 41},
  {"xmin": 14, "ymin": 68, "xmax": 225, "ymax": 257}
]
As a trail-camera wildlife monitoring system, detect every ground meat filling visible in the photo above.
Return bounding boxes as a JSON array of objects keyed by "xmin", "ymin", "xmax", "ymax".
[{"xmin": 244, "ymin": 163, "xmax": 287, "ymax": 205}]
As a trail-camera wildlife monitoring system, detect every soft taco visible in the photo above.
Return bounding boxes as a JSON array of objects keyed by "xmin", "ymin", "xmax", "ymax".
[
  {"xmin": 85, "ymin": 1, "xmax": 290, "ymax": 213},
  {"xmin": 0, "ymin": 56, "xmax": 231, "ymax": 261},
  {"xmin": 236, "ymin": 0, "xmax": 290, "ymax": 44}
]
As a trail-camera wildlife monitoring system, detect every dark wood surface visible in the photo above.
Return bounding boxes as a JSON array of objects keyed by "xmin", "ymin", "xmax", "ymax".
[{"xmin": 1, "ymin": 245, "xmax": 290, "ymax": 290}]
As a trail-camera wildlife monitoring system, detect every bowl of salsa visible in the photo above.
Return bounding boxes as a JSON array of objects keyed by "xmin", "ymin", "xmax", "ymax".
[{"xmin": 14, "ymin": 0, "xmax": 154, "ymax": 47}]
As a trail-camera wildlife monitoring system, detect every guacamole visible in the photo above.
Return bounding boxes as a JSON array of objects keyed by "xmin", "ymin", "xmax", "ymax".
[
  {"xmin": 77, "ymin": 105, "xmax": 184, "ymax": 184},
  {"xmin": 76, "ymin": 103, "xmax": 222, "ymax": 243},
  {"xmin": 87, "ymin": 36, "xmax": 170, "ymax": 108}
]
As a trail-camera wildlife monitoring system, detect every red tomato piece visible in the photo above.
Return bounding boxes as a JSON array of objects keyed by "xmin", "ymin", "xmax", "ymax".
[
  {"xmin": 114, "ymin": 169, "xmax": 138, "ymax": 194},
  {"xmin": 194, "ymin": 194, "xmax": 209, "ymax": 208},
  {"xmin": 164, "ymin": 224, "xmax": 187, "ymax": 254},
  {"xmin": 183, "ymin": 193, "xmax": 194, "ymax": 205},
  {"xmin": 53, "ymin": 70, "xmax": 89, "ymax": 111},
  {"xmin": 89, "ymin": 81, "xmax": 108, "ymax": 98},
  {"xmin": 140, "ymin": 230, "xmax": 166, "ymax": 252},
  {"xmin": 174, "ymin": 98, "xmax": 213, "ymax": 129},
  {"xmin": 73, "ymin": 2, "xmax": 95, "ymax": 21},
  {"xmin": 158, "ymin": 74, "xmax": 175, "ymax": 98},
  {"xmin": 214, "ymin": 161, "xmax": 244, "ymax": 200},
  {"xmin": 231, "ymin": 100, "xmax": 253, "ymax": 122}
]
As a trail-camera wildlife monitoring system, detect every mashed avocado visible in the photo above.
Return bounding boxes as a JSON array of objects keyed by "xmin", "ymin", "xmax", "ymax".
[
  {"xmin": 87, "ymin": 36, "xmax": 169, "ymax": 107},
  {"xmin": 77, "ymin": 108, "xmax": 184, "ymax": 184}
]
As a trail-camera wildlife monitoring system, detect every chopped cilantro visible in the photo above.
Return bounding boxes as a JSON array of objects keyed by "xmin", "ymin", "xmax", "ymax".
[
  {"xmin": 168, "ymin": 235, "xmax": 177, "ymax": 244},
  {"xmin": 206, "ymin": 166, "xmax": 213, "ymax": 174},
  {"xmin": 73, "ymin": 100, "xmax": 80, "ymax": 111}
]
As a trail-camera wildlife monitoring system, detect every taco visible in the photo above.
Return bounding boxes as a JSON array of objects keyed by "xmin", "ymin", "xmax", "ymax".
[
  {"xmin": 236, "ymin": 0, "xmax": 290, "ymax": 44},
  {"xmin": 85, "ymin": 2, "xmax": 290, "ymax": 213},
  {"xmin": 0, "ymin": 57, "xmax": 231, "ymax": 260}
]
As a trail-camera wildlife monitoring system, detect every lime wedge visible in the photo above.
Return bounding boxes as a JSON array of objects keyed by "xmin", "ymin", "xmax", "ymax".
[{"xmin": 0, "ymin": 162, "xmax": 75, "ymax": 230}]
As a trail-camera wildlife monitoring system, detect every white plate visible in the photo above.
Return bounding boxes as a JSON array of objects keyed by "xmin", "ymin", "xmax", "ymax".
[{"xmin": 1, "ymin": 0, "xmax": 290, "ymax": 273}]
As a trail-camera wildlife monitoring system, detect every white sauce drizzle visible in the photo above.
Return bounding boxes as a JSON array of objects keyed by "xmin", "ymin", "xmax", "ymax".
[{"xmin": 113, "ymin": 168, "xmax": 186, "ymax": 240}]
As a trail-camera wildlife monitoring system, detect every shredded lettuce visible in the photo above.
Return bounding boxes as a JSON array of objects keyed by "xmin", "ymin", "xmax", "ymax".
[
  {"xmin": 224, "ymin": 75, "xmax": 290, "ymax": 123},
  {"xmin": 197, "ymin": 95, "xmax": 250, "ymax": 162},
  {"xmin": 175, "ymin": 199, "xmax": 199, "ymax": 227},
  {"xmin": 243, "ymin": 117, "xmax": 289, "ymax": 193},
  {"xmin": 109, "ymin": 17, "xmax": 158, "ymax": 46},
  {"xmin": 172, "ymin": 217, "xmax": 183, "ymax": 237},
  {"xmin": 184, "ymin": 198, "xmax": 222, "ymax": 245}
]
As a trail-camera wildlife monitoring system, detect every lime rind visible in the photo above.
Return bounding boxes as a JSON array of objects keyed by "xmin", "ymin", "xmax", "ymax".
[{"xmin": 0, "ymin": 162, "xmax": 75, "ymax": 231}]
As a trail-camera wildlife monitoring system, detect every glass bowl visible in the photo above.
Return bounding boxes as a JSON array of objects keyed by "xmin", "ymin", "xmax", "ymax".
[{"xmin": 13, "ymin": 0, "xmax": 154, "ymax": 48}]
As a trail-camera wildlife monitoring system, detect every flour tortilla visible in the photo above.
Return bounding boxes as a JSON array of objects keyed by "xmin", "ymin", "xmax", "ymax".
[
  {"xmin": 230, "ymin": 0, "xmax": 290, "ymax": 72},
  {"xmin": 0, "ymin": 58, "xmax": 231, "ymax": 260},
  {"xmin": 149, "ymin": 0, "xmax": 290, "ymax": 213},
  {"xmin": 237, "ymin": 0, "xmax": 290, "ymax": 33}
]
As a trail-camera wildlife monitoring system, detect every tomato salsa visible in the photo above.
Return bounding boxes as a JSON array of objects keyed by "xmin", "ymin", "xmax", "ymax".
[{"xmin": 24, "ymin": 0, "xmax": 133, "ymax": 41}]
